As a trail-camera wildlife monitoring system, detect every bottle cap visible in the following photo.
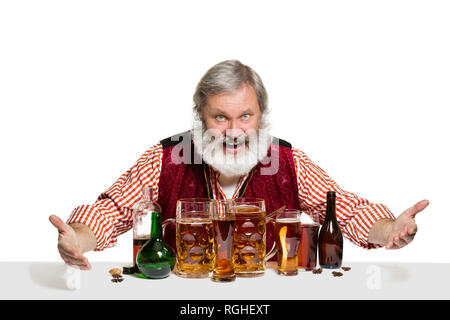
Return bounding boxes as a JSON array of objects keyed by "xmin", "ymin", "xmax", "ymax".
[{"xmin": 327, "ymin": 191, "xmax": 336, "ymax": 198}]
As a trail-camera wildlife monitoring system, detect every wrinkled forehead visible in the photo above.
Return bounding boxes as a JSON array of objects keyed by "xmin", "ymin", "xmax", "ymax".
[{"xmin": 204, "ymin": 84, "xmax": 261, "ymax": 116}]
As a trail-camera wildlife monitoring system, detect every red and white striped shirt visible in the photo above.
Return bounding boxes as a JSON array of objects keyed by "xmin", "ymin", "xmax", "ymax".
[{"xmin": 67, "ymin": 142, "xmax": 395, "ymax": 251}]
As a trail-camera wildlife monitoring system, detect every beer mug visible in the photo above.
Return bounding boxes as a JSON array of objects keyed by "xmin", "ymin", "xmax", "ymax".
[
  {"xmin": 274, "ymin": 209, "xmax": 302, "ymax": 276},
  {"xmin": 163, "ymin": 198, "xmax": 215, "ymax": 278},
  {"xmin": 230, "ymin": 198, "xmax": 276, "ymax": 277}
]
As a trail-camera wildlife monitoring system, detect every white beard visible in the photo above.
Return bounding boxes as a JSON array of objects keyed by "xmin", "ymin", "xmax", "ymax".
[{"xmin": 191, "ymin": 112, "xmax": 272, "ymax": 178}]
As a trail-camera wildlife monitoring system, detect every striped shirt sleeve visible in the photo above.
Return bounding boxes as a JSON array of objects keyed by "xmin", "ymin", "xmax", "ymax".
[
  {"xmin": 67, "ymin": 143, "xmax": 164, "ymax": 251},
  {"xmin": 292, "ymin": 148, "xmax": 395, "ymax": 249}
]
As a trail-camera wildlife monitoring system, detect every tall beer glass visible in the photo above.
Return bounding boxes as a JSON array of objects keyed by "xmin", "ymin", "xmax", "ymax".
[
  {"xmin": 274, "ymin": 209, "xmax": 301, "ymax": 276},
  {"xmin": 211, "ymin": 200, "xmax": 236, "ymax": 282},
  {"xmin": 298, "ymin": 210, "xmax": 320, "ymax": 271}
]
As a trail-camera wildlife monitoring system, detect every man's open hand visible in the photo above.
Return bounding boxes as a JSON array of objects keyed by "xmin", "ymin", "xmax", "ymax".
[
  {"xmin": 49, "ymin": 215, "xmax": 92, "ymax": 270},
  {"xmin": 385, "ymin": 199, "xmax": 429, "ymax": 250}
]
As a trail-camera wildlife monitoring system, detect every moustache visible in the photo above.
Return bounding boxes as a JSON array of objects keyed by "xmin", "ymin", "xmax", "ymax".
[
  {"xmin": 203, "ymin": 129, "xmax": 258, "ymax": 145},
  {"xmin": 223, "ymin": 134, "xmax": 248, "ymax": 146}
]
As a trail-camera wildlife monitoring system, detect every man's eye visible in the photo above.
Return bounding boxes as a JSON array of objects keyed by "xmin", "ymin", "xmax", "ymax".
[
  {"xmin": 216, "ymin": 115, "xmax": 226, "ymax": 121},
  {"xmin": 241, "ymin": 114, "xmax": 250, "ymax": 120}
]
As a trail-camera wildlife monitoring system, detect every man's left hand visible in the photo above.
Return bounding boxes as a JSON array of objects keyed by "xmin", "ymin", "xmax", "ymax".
[{"xmin": 385, "ymin": 199, "xmax": 429, "ymax": 249}]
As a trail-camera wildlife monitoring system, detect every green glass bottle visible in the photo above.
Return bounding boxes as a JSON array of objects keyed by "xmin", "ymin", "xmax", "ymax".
[{"xmin": 136, "ymin": 210, "xmax": 175, "ymax": 279}]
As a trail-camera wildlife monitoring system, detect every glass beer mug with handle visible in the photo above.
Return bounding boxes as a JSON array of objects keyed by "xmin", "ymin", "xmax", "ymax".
[
  {"xmin": 230, "ymin": 198, "xmax": 277, "ymax": 277},
  {"xmin": 162, "ymin": 198, "xmax": 215, "ymax": 278}
]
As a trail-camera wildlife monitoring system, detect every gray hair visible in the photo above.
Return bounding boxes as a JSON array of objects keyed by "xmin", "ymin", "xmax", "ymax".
[{"xmin": 193, "ymin": 60, "xmax": 268, "ymax": 118}]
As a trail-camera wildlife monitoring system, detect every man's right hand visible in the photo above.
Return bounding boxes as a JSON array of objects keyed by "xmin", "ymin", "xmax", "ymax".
[{"xmin": 49, "ymin": 215, "xmax": 92, "ymax": 270}]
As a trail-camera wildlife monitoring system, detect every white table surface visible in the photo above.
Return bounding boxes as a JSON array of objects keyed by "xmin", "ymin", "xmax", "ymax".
[{"xmin": 1, "ymin": 261, "xmax": 449, "ymax": 300}]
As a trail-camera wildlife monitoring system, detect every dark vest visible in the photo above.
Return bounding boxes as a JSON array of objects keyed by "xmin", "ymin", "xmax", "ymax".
[{"xmin": 158, "ymin": 131, "xmax": 301, "ymax": 260}]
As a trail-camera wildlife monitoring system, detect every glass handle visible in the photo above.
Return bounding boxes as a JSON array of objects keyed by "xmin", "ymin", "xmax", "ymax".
[
  {"xmin": 264, "ymin": 218, "xmax": 277, "ymax": 262},
  {"xmin": 162, "ymin": 218, "xmax": 176, "ymax": 238}
]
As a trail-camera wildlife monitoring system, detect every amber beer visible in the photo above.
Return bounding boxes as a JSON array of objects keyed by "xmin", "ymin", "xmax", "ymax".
[
  {"xmin": 231, "ymin": 204, "xmax": 267, "ymax": 277},
  {"xmin": 318, "ymin": 191, "xmax": 343, "ymax": 268},
  {"xmin": 175, "ymin": 217, "xmax": 214, "ymax": 278},
  {"xmin": 274, "ymin": 215, "xmax": 301, "ymax": 276},
  {"xmin": 212, "ymin": 217, "xmax": 236, "ymax": 282},
  {"xmin": 167, "ymin": 199, "xmax": 216, "ymax": 278}
]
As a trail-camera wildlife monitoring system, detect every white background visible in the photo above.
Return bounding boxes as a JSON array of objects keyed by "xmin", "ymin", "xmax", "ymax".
[{"xmin": 1, "ymin": 0, "xmax": 448, "ymax": 264}]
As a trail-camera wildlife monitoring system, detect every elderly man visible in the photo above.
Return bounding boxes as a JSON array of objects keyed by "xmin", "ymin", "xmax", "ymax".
[{"xmin": 49, "ymin": 60, "xmax": 428, "ymax": 270}]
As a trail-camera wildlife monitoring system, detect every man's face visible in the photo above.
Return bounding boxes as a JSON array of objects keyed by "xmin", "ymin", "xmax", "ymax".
[
  {"xmin": 192, "ymin": 83, "xmax": 271, "ymax": 177},
  {"xmin": 202, "ymin": 84, "xmax": 262, "ymax": 155}
]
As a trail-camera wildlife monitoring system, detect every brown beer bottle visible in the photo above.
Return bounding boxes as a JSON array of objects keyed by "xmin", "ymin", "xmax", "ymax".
[{"xmin": 318, "ymin": 191, "xmax": 343, "ymax": 269}]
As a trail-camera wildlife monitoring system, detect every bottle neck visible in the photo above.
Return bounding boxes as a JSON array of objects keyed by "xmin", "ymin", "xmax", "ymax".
[
  {"xmin": 143, "ymin": 186, "xmax": 153, "ymax": 202},
  {"xmin": 150, "ymin": 211, "xmax": 163, "ymax": 240},
  {"xmin": 325, "ymin": 192, "xmax": 336, "ymax": 222}
]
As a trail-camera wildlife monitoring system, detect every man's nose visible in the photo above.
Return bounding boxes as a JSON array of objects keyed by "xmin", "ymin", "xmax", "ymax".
[{"xmin": 225, "ymin": 121, "xmax": 245, "ymax": 139}]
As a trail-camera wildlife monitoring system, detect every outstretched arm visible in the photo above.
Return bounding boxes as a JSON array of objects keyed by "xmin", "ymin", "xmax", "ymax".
[
  {"xmin": 50, "ymin": 142, "xmax": 164, "ymax": 269},
  {"xmin": 292, "ymin": 148, "xmax": 396, "ymax": 249}
]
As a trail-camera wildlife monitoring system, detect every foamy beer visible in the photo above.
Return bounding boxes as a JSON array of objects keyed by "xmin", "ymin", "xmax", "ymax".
[
  {"xmin": 230, "ymin": 198, "xmax": 276, "ymax": 277},
  {"xmin": 163, "ymin": 198, "xmax": 214, "ymax": 278},
  {"xmin": 274, "ymin": 209, "xmax": 302, "ymax": 276}
]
